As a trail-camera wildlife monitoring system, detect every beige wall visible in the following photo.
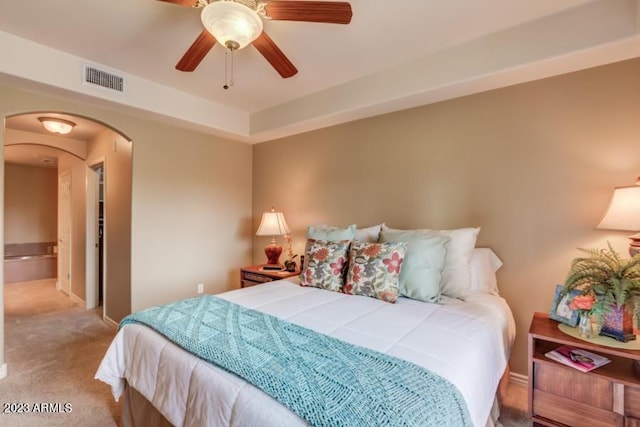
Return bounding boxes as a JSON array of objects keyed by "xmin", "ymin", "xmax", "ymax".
[
  {"xmin": 4, "ymin": 163, "xmax": 57, "ymax": 244},
  {"xmin": 253, "ymin": 58, "xmax": 640, "ymax": 376},
  {"xmin": 0, "ymin": 83, "xmax": 253, "ymax": 372},
  {"xmin": 130, "ymin": 124, "xmax": 253, "ymax": 311}
]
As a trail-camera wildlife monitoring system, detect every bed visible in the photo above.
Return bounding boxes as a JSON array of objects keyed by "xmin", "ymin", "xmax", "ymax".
[{"xmin": 96, "ymin": 233, "xmax": 515, "ymax": 427}]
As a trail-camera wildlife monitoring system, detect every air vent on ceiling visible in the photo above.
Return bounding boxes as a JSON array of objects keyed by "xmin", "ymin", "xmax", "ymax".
[{"xmin": 83, "ymin": 64, "xmax": 125, "ymax": 93}]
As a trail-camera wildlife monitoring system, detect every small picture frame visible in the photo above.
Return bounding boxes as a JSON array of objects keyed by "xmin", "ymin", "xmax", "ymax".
[{"xmin": 549, "ymin": 284, "xmax": 580, "ymax": 327}]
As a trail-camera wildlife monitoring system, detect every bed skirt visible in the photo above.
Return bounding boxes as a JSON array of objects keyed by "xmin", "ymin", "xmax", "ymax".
[
  {"xmin": 120, "ymin": 367, "xmax": 511, "ymax": 427},
  {"xmin": 122, "ymin": 384, "xmax": 172, "ymax": 427}
]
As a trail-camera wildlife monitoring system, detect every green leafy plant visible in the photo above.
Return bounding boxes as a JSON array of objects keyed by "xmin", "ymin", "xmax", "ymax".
[{"xmin": 560, "ymin": 242, "xmax": 640, "ymax": 329}]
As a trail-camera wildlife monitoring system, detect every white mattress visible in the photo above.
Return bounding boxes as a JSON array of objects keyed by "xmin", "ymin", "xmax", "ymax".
[{"xmin": 96, "ymin": 278, "xmax": 515, "ymax": 427}]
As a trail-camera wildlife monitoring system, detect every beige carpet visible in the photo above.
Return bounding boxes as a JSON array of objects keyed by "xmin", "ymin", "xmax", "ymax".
[
  {"xmin": 1, "ymin": 279, "xmax": 120, "ymax": 427},
  {"xmin": 1, "ymin": 279, "xmax": 531, "ymax": 427},
  {"xmin": 499, "ymin": 380, "xmax": 532, "ymax": 427}
]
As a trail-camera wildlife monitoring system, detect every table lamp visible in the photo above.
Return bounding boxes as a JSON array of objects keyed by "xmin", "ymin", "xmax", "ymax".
[
  {"xmin": 256, "ymin": 207, "xmax": 291, "ymax": 270},
  {"xmin": 597, "ymin": 177, "xmax": 640, "ymax": 256}
]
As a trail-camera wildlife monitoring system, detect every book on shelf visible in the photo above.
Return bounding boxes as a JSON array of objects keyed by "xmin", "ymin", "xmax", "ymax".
[{"xmin": 545, "ymin": 345, "xmax": 611, "ymax": 372}]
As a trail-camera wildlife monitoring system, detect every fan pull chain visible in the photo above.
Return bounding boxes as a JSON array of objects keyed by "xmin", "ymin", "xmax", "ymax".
[{"xmin": 223, "ymin": 49, "xmax": 235, "ymax": 90}]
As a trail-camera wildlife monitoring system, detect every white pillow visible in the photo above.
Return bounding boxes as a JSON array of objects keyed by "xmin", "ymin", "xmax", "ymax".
[
  {"xmin": 433, "ymin": 227, "xmax": 480, "ymax": 300},
  {"xmin": 470, "ymin": 248, "xmax": 502, "ymax": 295},
  {"xmin": 354, "ymin": 224, "xmax": 383, "ymax": 243},
  {"xmin": 381, "ymin": 224, "xmax": 480, "ymax": 300}
]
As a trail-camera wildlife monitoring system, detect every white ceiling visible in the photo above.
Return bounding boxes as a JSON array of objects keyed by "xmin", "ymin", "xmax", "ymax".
[{"xmin": 1, "ymin": 0, "xmax": 640, "ymax": 144}]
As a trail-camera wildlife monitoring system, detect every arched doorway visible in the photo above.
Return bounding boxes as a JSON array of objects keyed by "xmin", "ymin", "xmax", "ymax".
[{"xmin": 3, "ymin": 111, "xmax": 132, "ymax": 324}]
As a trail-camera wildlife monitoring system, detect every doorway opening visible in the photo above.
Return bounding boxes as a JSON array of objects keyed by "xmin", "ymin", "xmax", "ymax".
[
  {"xmin": 97, "ymin": 165, "xmax": 104, "ymax": 306},
  {"xmin": 86, "ymin": 162, "xmax": 104, "ymax": 312},
  {"xmin": 4, "ymin": 111, "xmax": 132, "ymax": 326}
]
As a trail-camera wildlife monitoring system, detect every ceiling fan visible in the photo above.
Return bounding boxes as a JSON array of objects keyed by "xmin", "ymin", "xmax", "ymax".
[{"xmin": 160, "ymin": 0, "xmax": 353, "ymax": 80}]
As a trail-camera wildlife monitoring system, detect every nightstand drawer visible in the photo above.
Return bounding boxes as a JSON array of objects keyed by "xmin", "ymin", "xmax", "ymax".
[
  {"xmin": 627, "ymin": 417, "xmax": 640, "ymax": 427},
  {"xmin": 627, "ymin": 387, "xmax": 640, "ymax": 419},
  {"xmin": 241, "ymin": 271, "xmax": 274, "ymax": 284},
  {"xmin": 239, "ymin": 265, "xmax": 300, "ymax": 288},
  {"xmin": 534, "ymin": 362, "xmax": 614, "ymax": 409},
  {"xmin": 533, "ymin": 389, "xmax": 623, "ymax": 427}
]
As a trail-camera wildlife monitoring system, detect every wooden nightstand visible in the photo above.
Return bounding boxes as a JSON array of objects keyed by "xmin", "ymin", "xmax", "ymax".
[
  {"xmin": 528, "ymin": 312, "xmax": 640, "ymax": 427},
  {"xmin": 240, "ymin": 265, "xmax": 300, "ymax": 288}
]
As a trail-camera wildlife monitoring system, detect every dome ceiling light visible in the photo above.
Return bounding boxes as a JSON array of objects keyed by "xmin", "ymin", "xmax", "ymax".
[{"xmin": 38, "ymin": 117, "xmax": 76, "ymax": 135}]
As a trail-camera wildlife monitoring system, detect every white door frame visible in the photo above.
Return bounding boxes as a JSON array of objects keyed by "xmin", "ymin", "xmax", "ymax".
[{"xmin": 58, "ymin": 172, "xmax": 72, "ymax": 295}]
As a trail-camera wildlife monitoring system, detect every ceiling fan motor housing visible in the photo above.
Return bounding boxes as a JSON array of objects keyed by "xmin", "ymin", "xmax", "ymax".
[{"xmin": 201, "ymin": 1, "xmax": 263, "ymax": 50}]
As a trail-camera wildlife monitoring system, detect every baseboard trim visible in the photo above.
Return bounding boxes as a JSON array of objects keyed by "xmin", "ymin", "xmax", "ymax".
[
  {"xmin": 0, "ymin": 363, "xmax": 7, "ymax": 380},
  {"xmin": 103, "ymin": 316, "xmax": 118, "ymax": 330},
  {"xmin": 509, "ymin": 372, "xmax": 528, "ymax": 387},
  {"xmin": 69, "ymin": 292, "xmax": 84, "ymax": 305}
]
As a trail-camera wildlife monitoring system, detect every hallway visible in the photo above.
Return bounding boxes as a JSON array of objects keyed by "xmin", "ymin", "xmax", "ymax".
[{"xmin": 1, "ymin": 279, "xmax": 120, "ymax": 426}]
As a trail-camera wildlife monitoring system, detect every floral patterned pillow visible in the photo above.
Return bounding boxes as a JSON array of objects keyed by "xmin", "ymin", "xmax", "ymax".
[
  {"xmin": 344, "ymin": 241, "xmax": 407, "ymax": 303},
  {"xmin": 300, "ymin": 239, "xmax": 352, "ymax": 292}
]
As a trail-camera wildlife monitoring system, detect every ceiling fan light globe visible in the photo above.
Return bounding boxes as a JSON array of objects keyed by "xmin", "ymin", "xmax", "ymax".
[{"xmin": 201, "ymin": 1, "xmax": 263, "ymax": 50}]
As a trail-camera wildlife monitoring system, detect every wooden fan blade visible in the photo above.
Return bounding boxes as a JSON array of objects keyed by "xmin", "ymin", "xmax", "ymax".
[
  {"xmin": 157, "ymin": 0, "xmax": 199, "ymax": 6},
  {"xmin": 264, "ymin": 1, "xmax": 352, "ymax": 24},
  {"xmin": 252, "ymin": 32, "xmax": 298, "ymax": 78},
  {"xmin": 176, "ymin": 30, "xmax": 217, "ymax": 72}
]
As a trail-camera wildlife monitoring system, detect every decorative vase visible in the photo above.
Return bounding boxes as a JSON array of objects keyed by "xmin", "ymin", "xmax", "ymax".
[
  {"xmin": 264, "ymin": 243, "xmax": 283, "ymax": 266},
  {"xmin": 578, "ymin": 313, "xmax": 593, "ymax": 339},
  {"xmin": 599, "ymin": 303, "xmax": 636, "ymax": 342}
]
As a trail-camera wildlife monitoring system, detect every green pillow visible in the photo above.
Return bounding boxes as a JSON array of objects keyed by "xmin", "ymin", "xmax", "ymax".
[
  {"xmin": 306, "ymin": 224, "xmax": 356, "ymax": 241},
  {"xmin": 379, "ymin": 230, "xmax": 450, "ymax": 303},
  {"xmin": 303, "ymin": 224, "xmax": 356, "ymax": 271}
]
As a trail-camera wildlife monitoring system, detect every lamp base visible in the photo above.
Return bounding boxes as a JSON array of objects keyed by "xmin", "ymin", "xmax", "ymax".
[
  {"xmin": 629, "ymin": 233, "xmax": 640, "ymax": 257},
  {"xmin": 264, "ymin": 243, "xmax": 283, "ymax": 268}
]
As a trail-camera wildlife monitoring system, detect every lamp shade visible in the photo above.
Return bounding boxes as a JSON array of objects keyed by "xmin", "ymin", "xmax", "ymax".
[
  {"xmin": 201, "ymin": 1, "xmax": 263, "ymax": 50},
  {"xmin": 597, "ymin": 185, "xmax": 640, "ymax": 231},
  {"xmin": 256, "ymin": 208, "xmax": 290, "ymax": 237}
]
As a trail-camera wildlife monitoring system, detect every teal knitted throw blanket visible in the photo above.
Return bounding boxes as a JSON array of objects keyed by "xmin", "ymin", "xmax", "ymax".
[{"xmin": 121, "ymin": 295, "xmax": 472, "ymax": 427}]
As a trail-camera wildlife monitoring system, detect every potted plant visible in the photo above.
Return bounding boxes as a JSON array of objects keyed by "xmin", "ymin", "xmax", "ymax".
[
  {"xmin": 283, "ymin": 234, "xmax": 298, "ymax": 272},
  {"xmin": 560, "ymin": 242, "xmax": 640, "ymax": 342}
]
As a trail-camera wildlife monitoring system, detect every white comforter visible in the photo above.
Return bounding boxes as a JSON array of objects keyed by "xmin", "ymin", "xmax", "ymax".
[{"xmin": 96, "ymin": 279, "xmax": 515, "ymax": 427}]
